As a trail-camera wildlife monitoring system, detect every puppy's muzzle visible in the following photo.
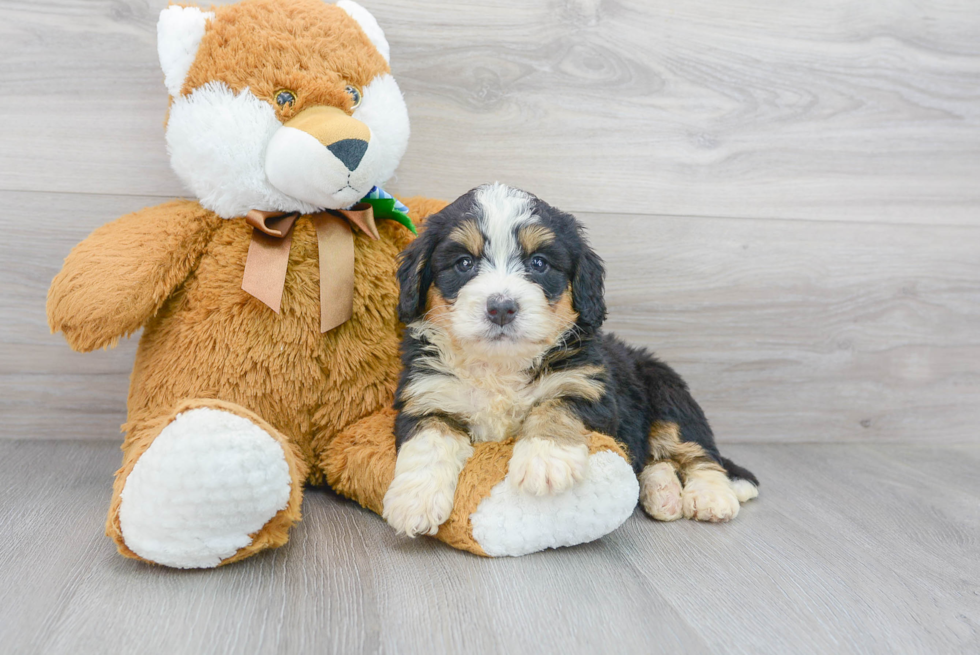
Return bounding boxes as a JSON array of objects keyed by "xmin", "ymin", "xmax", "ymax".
[{"xmin": 487, "ymin": 295, "xmax": 519, "ymax": 326}]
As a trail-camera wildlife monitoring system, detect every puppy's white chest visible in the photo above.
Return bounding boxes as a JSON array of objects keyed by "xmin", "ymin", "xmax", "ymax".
[
  {"xmin": 461, "ymin": 374, "xmax": 537, "ymax": 443},
  {"xmin": 428, "ymin": 366, "xmax": 539, "ymax": 443}
]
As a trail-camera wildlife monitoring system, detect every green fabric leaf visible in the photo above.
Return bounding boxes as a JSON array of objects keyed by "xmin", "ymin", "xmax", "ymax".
[{"xmin": 360, "ymin": 197, "xmax": 417, "ymax": 235}]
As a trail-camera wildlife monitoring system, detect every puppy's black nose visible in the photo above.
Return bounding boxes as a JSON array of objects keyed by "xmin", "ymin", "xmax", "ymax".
[
  {"xmin": 326, "ymin": 138, "xmax": 368, "ymax": 171},
  {"xmin": 486, "ymin": 296, "xmax": 519, "ymax": 326}
]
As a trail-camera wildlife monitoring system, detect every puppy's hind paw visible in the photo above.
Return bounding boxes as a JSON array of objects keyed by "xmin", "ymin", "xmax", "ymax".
[
  {"xmin": 639, "ymin": 462, "xmax": 683, "ymax": 521},
  {"xmin": 508, "ymin": 438, "xmax": 589, "ymax": 496},
  {"xmin": 682, "ymin": 473, "xmax": 740, "ymax": 523}
]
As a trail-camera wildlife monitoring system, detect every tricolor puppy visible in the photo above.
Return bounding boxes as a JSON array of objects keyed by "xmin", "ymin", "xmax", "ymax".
[{"xmin": 382, "ymin": 184, "xmax": 759, "ymax": 538}]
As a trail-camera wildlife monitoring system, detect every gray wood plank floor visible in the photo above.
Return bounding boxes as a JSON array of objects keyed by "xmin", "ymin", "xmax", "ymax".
[{"xmin": 0, "ymin": 440, "xmax": 977, "ymax": 655}]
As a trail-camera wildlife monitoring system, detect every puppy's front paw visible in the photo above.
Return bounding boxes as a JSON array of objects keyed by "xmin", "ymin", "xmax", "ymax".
[
  {"xmin": 382, "ymin": 472, "xmax": 456, "ymax": 538},
  {"xmin": 682, "ymin": 474, "xmax": 740, "ymax": 523},
  {"xmin": 508, "ymin": 438, "xmax": 589, "ymax": 496}
]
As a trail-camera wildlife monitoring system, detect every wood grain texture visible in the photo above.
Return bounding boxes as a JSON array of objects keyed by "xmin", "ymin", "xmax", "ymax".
[
  {"xmin": 0, "ymin": 440, "xmax": 977, "ymax": 654},
  {"xmin": 0, "ymin": 191, "xmax": 150, "ymax": 441},
  {"xmin": 585, "ymin": 209, "xmax": 980, "ymax": 444},
  {"xmin": 5, "ymin": 189, "xmax": 978, "ymax": 443},
  {"xmin": 1, "ymin": 0, "xmax": 979, "ymax": 224}
]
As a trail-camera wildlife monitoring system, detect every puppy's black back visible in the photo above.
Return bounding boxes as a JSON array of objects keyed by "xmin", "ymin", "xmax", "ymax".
[{"xmin": 564, "ymin": 331, "xmax": 757, "ymax": 485}]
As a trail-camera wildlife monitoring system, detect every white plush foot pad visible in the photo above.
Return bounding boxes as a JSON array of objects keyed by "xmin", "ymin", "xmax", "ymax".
[
  {"xmin": 119, "ymin": 408, "xmax": 292, "ymax": 568},
  {"xmin": 470, "ymin": 451, "xmax": 639, "ymax": 557}
]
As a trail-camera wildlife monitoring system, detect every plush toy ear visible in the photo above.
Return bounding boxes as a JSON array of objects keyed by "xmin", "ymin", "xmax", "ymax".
[
  {"xmin": 337, "ymin": 0, "xmax": 391, "ymax": 63},
  {"xmin": 396, "ymin": 228, "xmax": 438, "ymax": 324},
  {"xmin": 571, "ymin": 242, "xmax": 607, "ymax": 332},
  {"xmin": 157, "ymin": 5, "xmax": 214, "ymax": 97}
]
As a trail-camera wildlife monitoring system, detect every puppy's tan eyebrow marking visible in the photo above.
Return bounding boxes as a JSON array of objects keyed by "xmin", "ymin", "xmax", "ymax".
[
  {"xmin": 517, "ymin": 223, "xmax": 555, "ymax": 254},
  {"xmin": 449, "ymin": 220, "xmax": 484, "ymax": 256}
]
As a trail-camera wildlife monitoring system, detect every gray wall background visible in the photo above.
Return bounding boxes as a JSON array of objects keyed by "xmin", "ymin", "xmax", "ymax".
[{"xmin": 2, "ymin": 0, "xmax": 978, "ymax": 444}]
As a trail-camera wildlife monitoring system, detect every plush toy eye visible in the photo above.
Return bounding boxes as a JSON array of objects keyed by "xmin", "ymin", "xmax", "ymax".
[
  {"xmin": 455, "ymin": 256, "xmax": 474, "ymax": 273},
  {"xmin": 345, "ymin": 85, "xmax": 362, "ymax": 108},
  {"xmin": 275, "ymin": 90, "xmax": 296, "ymax": 107},
  {"xmin": 529, "ymin": 255, "xmax": 549, "ymax": 272}
]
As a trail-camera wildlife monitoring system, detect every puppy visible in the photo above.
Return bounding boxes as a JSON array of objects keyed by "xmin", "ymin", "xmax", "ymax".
[{"xmin": 382, "ymin": 183, "xmax": 759, "ymax": 537}]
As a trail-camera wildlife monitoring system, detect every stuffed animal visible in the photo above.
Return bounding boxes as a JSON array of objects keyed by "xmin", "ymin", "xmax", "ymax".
[{"xmin": 46, "ymin": 0, "xmax": 639, "ymax": 567}]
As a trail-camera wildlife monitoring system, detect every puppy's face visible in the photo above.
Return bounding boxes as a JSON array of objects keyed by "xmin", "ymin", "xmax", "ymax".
[{"xmin": 398, "ymin": 184, "xmax": 606, "ymax": 362}]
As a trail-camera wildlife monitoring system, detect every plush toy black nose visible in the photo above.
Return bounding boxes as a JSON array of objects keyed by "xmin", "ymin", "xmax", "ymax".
[
  {"xmin": 486, "ymin": 296, "xmax": 519, "ymax": 326},
  {"xmin": 326, "ymin": 138, "xmax": 368, "ymax": 171}
]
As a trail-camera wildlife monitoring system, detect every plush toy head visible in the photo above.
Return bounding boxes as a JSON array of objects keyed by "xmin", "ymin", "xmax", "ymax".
[{"xmin": 158, "ymin": 0, "xmax": 410, "ymax": 218}]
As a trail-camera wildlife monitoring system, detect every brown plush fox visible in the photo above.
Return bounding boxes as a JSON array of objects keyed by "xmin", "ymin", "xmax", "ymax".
[{"xmin": 46, "ymin": 0, "xmax": 639, "ymax": 568}]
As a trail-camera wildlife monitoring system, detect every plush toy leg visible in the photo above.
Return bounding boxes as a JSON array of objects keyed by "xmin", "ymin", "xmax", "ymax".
[
  {"xmin": 106, "ymin": 399, "xmax": 306, "ymax": 568},
  {"xmin": 322, "ymin": 409, "xmax": 639, "ymax": 557}
]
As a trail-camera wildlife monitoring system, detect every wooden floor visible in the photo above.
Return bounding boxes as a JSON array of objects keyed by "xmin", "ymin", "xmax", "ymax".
[{"xmin": 0, "ymin": 439, "xmax": 977, "ymax": 654}]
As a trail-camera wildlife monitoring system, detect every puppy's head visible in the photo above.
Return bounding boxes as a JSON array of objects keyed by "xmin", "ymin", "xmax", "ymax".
[{"xmin": 398, "ymin": 183, "xmax": 605, "ymax": 361}]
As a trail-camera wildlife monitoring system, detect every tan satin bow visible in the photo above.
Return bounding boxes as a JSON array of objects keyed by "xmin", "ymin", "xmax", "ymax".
[{"xmin": 240, "ymin": 204, "xmax": 380, "ymax": 333}]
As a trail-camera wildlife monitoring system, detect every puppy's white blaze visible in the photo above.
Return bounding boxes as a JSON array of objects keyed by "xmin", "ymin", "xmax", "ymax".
[
  {"xmin": 475, "ymin": 183, "xmax": 534, "ymax": 270},
  {"xmin": 383, "ymin": 427, "xmax": 473, "ymax": 537},
  {"xmin": 508, "ymin": 438, "xmax": 589, "ymax": 496}
]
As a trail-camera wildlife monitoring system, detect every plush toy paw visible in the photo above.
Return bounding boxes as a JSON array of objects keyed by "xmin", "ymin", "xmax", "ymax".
[
  {"xmin": 508, "ymin": 438, "xmax": 590, "ymax": 496},
  {"xmin": 471, "ymin": 448, "xmax": 638, "ymax": 556},
  {"xmin": 382, "ymin": 471, "xmax": 457, "ymax": 537},
  {"xmin": 639, "ymin": 461, "xmax": 684, "ymax": 521},
  {"xmin": 118, "ymin": 407, "xmax": 292, "ymax": 568},
  {"xmin": 681, "ymin": 472, "xmax": 741, "ymax": 523}
]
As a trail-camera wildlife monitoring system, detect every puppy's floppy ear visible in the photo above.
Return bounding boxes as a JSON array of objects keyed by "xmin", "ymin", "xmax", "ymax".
[
  {"xmin": 571, "ymin": 237, "xmax": 606, "ymax": 332},
  {"xmin": 397, "ymin": 226, "xmax": 439, "ymax": 324}
]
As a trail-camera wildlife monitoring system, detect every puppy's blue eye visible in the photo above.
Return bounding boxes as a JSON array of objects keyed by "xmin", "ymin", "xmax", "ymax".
[
  {"xmin": 529, "ymin": 255, "xmax": 549, "ymax": 272},
  {"xmin": 455, "ymin": 256, "xmax": 474, "ymax": 273}
]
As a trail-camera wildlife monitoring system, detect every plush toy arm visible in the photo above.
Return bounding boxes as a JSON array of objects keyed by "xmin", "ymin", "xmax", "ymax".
[
  {"xmin": 47, "ymin": 200, "xmax": 222, "ymax": 352},
  {"xmin": 322, "ymin": 408, "xmax": 639, "ymax": 557}
]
